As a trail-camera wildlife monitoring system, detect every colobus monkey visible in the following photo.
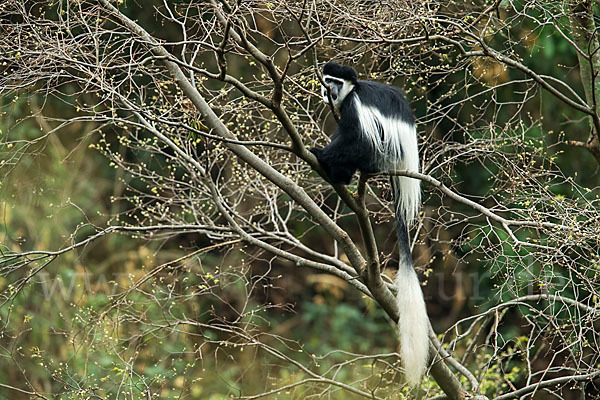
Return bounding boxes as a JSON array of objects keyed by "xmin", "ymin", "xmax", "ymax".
[{"xmin": 310, "ymin": 62, "xmax": 429, "ymax": 386}]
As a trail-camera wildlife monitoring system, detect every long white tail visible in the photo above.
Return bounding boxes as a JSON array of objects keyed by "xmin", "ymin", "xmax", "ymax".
[
  {"xmin": 392, "ymin": 180, "xmax": 429, "ymax": 386},
  {"xmin": 390, "ymin": 122, "xmax": 428, "ymax": 386},
  {"xmin": 355, "ymin": 96, "xmax": 428, "ymax": 384}
]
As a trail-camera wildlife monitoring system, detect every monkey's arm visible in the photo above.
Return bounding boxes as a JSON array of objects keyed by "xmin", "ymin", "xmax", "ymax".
[{"xmin": 310, "ymin": 133, "xmax": 362, "ymax": 185}]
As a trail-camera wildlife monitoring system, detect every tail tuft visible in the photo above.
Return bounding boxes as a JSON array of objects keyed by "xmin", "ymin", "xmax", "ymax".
[{"xmin": 395, "ymin": 265, "xmax": 429, "ymax": 386}]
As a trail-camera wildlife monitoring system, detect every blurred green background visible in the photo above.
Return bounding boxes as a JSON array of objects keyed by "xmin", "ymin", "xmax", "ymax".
[{"xmin": 1, "ymin": 1, "xmax": 599, "ymax": 399}]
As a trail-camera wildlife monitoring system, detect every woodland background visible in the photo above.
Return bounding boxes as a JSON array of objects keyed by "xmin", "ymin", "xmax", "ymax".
[{"xmin": 1, "ymin": 0, "xmax": 600, "ymax": 399}]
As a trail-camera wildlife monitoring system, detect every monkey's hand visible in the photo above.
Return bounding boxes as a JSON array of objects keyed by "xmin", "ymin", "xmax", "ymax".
[
  {"xmin": 308, "ymin": 147, "xmax": 353, "ymax": 185},
  {"xmin": 309, "ymin": 147, "xmax": 329, "ymax": 176},
  {"xmin": 309, "ymin": 147, "xmax": 322, "ymax": 159}
]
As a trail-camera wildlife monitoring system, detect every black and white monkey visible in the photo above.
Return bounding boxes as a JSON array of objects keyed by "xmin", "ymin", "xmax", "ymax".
[{"xmin": 310, "ymin": 62, "xmax": 429, "ymax": 386}]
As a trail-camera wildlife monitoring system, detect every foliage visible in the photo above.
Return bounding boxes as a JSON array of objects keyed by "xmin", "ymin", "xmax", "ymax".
[{"xmin": 1, "ymin": 0, "xmax": 600, "ymax": 399}]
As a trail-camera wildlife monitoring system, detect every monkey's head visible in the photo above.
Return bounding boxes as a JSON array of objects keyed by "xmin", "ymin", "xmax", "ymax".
[{"xmin": 321, "ymin": 62, "xmax": 357, "ymax": 108}]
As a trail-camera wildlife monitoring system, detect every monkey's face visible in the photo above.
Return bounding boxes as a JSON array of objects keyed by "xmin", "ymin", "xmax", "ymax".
[{"xmin": 322, "ymin": 75, "xmax": 353, "ymax": 108}]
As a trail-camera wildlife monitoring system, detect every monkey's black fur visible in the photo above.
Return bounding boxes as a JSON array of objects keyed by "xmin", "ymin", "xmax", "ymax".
[
  {"xmin": 310, "ymin": 80, "xmax": 414, "ymax": 184},
  {"xmin": 311, "ymin": 62, "xmax": 428, "ymax": 386},
  {"xmin": 323, "ymin": 62, "xmax": 358, "ymax": 83}
]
